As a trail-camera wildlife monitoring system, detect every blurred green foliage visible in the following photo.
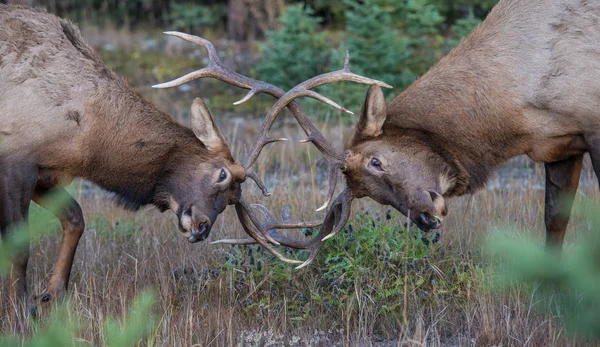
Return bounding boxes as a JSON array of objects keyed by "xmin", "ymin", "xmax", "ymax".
[
  {"xmin": 10, "ymin": 0, "xmax": 497, "ymax": 32},
  {"xmin": 24, "ymin": 0, "xmax": 226, "ymax": 31},
  {"xmin": 0, "ymin": 195, "xmax": 157, "ymax": 346},
  {"xmin": 12, "ymin": 0, "xmax": 495, "ymax": 115},
  {"xmin": 342, "ymin": 0, "xmax": 414, "ymax": 92},
  {"xmin": 487, "ymin": 200, "xmax": 600, "ymax": 341},
  {"xmin": 447, "ymin": 8, "xmax": 482, "ymax": 49},
  {"xmin": 251, "ymin": 0, "xmax": 487, "ymax": 114},
  {"xmin": 102, "ymin": 292, "xmax": 157, "ymax": 347},
  {"xmin": 0, "ymin": 192, "xmax": 69, "ymax": 276},
  {"xmin": 169, "ymin": 2, "xmax": 227, "ymax": 33},
  {"xmin": 0, "ymin": 291, "xmax": 157, "ymax": 346}
]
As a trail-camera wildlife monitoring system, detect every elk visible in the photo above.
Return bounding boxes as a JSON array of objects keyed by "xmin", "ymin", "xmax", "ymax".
[
  {"xmin": 340, "ymin": 0, "xmax": 600, "ymax": 243},
  {"xmin": 0, "ymin": 5, "xmax": 245, "ymax": 315},
  {"xmin": 214, "ymin": 0, "xmax": 600, "ymax": 265},
  {"xmin": 0, "ymin": 4, "xmax": 387, "ymax": 322}
]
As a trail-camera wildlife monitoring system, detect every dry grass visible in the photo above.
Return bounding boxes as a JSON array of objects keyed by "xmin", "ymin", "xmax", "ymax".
[
  {"xmin": 2, "ymin": 29, "xmax": 600, "ymax": 347},
  {"xmin": 1, "ymin": 118, "xmax": 598, "ymax": 345}
]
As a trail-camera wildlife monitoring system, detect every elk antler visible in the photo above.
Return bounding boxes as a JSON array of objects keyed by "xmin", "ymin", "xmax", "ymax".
[
  {"xmin": 244, "ymin": 51, "xmax": 391, "ymax": 211},
  {"xmin": 154, "ymin": 32, "xmax": 383, "ymax": 266},
  {"xmin": 153, "ymin": 32, "xmax": 391, "ymax": 210},
  {"xmin": 213, "ymin": 189, "xmax": 354, "ymax": 269}
]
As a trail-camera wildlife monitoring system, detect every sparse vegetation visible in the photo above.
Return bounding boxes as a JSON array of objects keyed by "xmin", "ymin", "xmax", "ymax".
[{"xmin": 2, "ymin": 119, "xmax": 599, "ymax": 344}]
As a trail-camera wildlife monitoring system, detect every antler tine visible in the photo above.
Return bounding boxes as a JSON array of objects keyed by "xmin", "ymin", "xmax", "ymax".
[
  {"xmin": 245, "ymin": 168, "xmax": 272, "ymax": 197},
  {"xmin": 244, "ymin": 51, "xmax": 394, "ymax": 167},
  {"xmin": 316, "ymin": 161, "xmax": 342, "ymax": 212},
  {"xmin": 213, "ymin": 202, "xmax": 323, "ymax": 245},
  {"xmin": 213, "ymin": 189, "xmax": 354, "ymax": 269},
  {"xmin": 267, "ymin": 189, "xmax": 353, "ymax": 269},
  {"xmin": 294, "ymin": 189, "xmax": 354, "ymax": 269},
  {"xmin": 152, "ymin": 33, "xmax": 336, "ymax": 198},
  {"xmin": 227, "ymin": 201, "xmax": 303, "ymax": 264},
  {"xmin": 249, "ymin": 203, "xmax": 323, "ymax": 232}
]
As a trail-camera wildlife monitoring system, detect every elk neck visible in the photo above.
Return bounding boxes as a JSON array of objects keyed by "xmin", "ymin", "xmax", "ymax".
[
  {"xmin": 383, "ymin": 4, "xmax": 536, "ymax": 196},
  {"xmin": 383, "ymin": 0, "xmax": 600, "ymax": 196},
  {"xmin": 77, "ymin": 81, "xmax": 210, "ymax": 211}
]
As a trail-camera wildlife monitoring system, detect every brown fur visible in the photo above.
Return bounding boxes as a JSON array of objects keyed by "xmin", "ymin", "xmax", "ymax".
[
  {"xmin": 344, "ymin": 0, "xmax": 598, "ymax": 236},
  {"xmin": 0, "ymin": 5, "xmax": 244, "ymax": 318}
]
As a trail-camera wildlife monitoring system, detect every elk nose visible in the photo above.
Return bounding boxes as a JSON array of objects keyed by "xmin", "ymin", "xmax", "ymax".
[
  {"xmin": 188, "ymin": 222, "xmax": 210, "ymax": 243},
  {"xmin": 416, "ymin": 212, "xmax": 441, "ymax": 231}
]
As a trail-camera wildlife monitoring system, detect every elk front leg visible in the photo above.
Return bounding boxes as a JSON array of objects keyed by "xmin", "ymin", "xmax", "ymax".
[
  {"xmin": 0, "ymin": 159, "xmax": 37, "ymax": 331},
  {"xmin": 589, "ymin": 142, "xmax": 600, "ymax": 187},
  {"xmin": 544, "ymin": 155, "xmax": 583, "ymax": 249},
  {"xmin": 32, "ymin": 188, "xmax": 84, "ymax": 307}
]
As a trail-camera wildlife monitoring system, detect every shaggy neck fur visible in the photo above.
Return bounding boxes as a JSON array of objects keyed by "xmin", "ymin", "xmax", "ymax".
[
  {"xmin": 48, "ymin": 18, "xmax": 213, "ymax": 210},
  {"xmin": 381, "ymin": 18, "xmax": 532, "ymax": 196},
  {"xmin": 82, "ymin": 85, "xmax": 210, "ymax": 210}
]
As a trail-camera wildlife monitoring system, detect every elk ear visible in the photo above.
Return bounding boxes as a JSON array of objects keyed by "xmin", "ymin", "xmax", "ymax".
[
  {"xmin": 356, "ymin": 85, "xmax": 387, "ymax": 139},
  {"xmin": 190, "ymin": 98, "xmax": 227, "ymax": 152}
]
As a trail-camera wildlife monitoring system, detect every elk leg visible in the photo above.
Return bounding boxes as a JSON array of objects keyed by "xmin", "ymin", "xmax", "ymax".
[
  {"xmin": 32, "ymin": 187, "xmax": 84, "ymax": 307},
  {"xmin": 544, "ymin": 155, "xmax": 583, "ymax": 249},
  {"xmin": 589, "ymin": 145, "xmax": 600, "ymax": 187},
  {"xmin": 0, "ymin": 159, "xmax": 37, "ymax": 331}
]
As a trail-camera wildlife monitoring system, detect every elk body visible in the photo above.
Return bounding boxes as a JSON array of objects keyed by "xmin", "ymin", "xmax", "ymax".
[
  {"xmin": 0, "ymin": 5, "xmax": 389, "ymax": 321},
  {"xmin": 342, "ymin": 0, "xmax": 600, "ymax": 244},
  {"xmin": 0, "ymin": 5, "xmax": 249, "ymax": 315}
]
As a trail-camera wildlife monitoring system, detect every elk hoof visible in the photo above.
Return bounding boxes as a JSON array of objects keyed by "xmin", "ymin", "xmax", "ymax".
[{"xmin": 41, "ymin": 293, "xmax": 52, "ymax": 303}]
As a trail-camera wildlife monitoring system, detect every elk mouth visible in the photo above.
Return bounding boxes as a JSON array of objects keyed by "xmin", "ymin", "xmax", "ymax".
[
  {"xmin": 411, "ymin": 190, "xmax": 446, "ymax": 231},
  {"xmin": 187, "ymin": 222, "xmax": 211, "ymax": 243},
  {"xmin": 413, "ymin": 212, "xmax": 442, "ymax": 231}
]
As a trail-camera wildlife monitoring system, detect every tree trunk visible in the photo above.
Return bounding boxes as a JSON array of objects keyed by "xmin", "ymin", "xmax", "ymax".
[
  {"xmin": 228, "ymin": 0, "xmax": 249, "ymax": 41},
  {"xmin": 7, "ymin": 0, "xmax": 36, "ymax": 5},
  {"xmin": 228, "ymin": 0, "xmax": 285, "ymax": 41}
]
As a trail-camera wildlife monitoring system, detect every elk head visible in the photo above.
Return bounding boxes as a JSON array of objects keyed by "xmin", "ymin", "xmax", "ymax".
[
  {"xmin": 163, "ymin": 98, "xmax": 246, "ymax": 243},
  {"xmin": 343, "ymin": 85, "xmax": 449, "ymax": 231}
]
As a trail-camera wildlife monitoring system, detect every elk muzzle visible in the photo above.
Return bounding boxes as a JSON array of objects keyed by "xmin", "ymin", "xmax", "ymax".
[
  {"xmin": 188, "ymin": 221, "xmax": 211, "ymax": 243},
  {"xmin": 412, "ymin": 190, "xmax": 447, "ymax": 231},
  {"xmin": 177, "ymin": 205, "xmax": 212, "ymax": 243}
]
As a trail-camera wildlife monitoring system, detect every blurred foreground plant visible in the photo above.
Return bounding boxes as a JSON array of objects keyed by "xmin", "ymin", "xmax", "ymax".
[
  {"xmin": 487, "ymin": 200, "xmax": 600, "ymax": 340},
  {"xmin": 0, "ymin": 193, "xmax": 157, "ymax": 346},
  {"xmin": 0, "ymin": 192, "xmax": 70, "ymax": 276}
]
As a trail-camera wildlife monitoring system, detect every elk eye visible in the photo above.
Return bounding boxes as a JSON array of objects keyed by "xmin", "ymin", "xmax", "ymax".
[
  {"xmin": 218, "ymin": 169, "xmax": 227, "ymax": 183},
  {"xmin": 370, "ymin": 158, "xmax": 383, "ymax": 170}
]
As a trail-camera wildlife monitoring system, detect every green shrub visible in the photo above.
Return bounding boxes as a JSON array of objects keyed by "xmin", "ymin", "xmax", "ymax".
[
  {"xmin": 169, "ymin": 3, "xmax": 227, "ymax": 34},
  {"xmin": 214, "ymin": 211, "xmax": 480, "ymax": 326},
  {"xmin": 255, "ymin": 4, "xmax": 329, "ymax": 90},
  {"xmin": 320, "ymin": 0, "xmax": 445, "ymax": 112},
  {"xmin": 0, "ymin": 291, "xmax": 157, "ymax": 347},
  {"xmin": 447, "ymin": 8, "xmax": 482, "ymax": 50},
  {"xmin": 342, "ymin": 0, "xmax": 413, "ymax": 91}
]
